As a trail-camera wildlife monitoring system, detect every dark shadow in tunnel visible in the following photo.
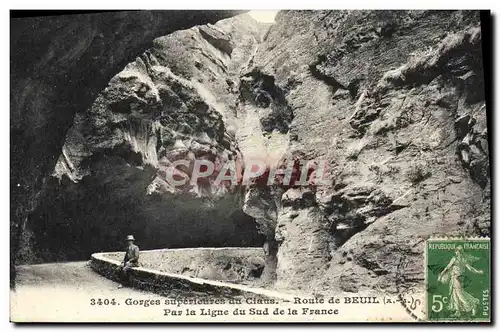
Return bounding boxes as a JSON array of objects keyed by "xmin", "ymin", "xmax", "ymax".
[{"xmin": 17, "ymin": 171, "xmax": 265, "ymax": 264}]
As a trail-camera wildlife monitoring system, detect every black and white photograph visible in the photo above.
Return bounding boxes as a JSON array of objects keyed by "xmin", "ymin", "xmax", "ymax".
[{"xmin": 8, "ymin": 6, "xmax": 492, "ymax": 323}]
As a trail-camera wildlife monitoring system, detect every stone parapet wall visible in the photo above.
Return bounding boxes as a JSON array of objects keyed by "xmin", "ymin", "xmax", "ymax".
[{"xmin": 90, "ymin": 248, "xmax": 285, "ymax": 300}]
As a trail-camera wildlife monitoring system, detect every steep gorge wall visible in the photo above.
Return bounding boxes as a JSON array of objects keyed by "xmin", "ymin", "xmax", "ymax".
[
  {"xmin": 13, "ymin": 11, "xmax": 490, "ymax": 296},
  {"xmin": 19, "ymin": 14, "xmax": 268, "ymax": 263},
  {"xmin": 245, "ymin": 10, "xmax": 490, "ymax": 293},
  {"xmin": 10, "ymin": 10, "xmax": 246, "ymax": 265}
]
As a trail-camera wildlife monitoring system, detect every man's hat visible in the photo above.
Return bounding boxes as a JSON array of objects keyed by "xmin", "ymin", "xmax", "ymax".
[{"xmin": 126, "ymin": 235, "xmax": 135, "ymax": 241}]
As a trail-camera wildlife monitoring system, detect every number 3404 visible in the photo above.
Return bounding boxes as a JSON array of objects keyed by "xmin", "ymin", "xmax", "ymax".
[{"xmin": 90, "ymin": 298, "xmax": 118, "ymax": 305}]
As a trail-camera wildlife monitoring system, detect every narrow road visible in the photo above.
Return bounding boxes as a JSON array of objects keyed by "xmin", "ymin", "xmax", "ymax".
[
  {"xmin": 14, "ymin": 261, "xmax": 159, "ymax": 294},
  {"xmin": 11, "ymin": 261, "xmax": 165, "ymax": 322},
  {"xmin": 10, "ymin": 261, "xmax": 413, "ymax": 322}
]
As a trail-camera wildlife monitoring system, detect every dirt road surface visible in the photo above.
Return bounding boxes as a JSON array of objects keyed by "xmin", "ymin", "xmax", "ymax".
[
  {"xmin": 10, "ymin": 261, "xmax": 413, "ymax": 322},
  {"xmin": 10, "ymin": 261, "xmax": 167, "ymax": 322}
]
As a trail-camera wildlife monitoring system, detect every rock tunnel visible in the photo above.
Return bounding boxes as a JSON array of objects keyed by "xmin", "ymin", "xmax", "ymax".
[
  {"xmin": 10, "ymin": 10, "xmax": 257, "ymax": 272},
  {"xmin": 11, "ymin": 10, "xmax": 490, "ymax": 295}
]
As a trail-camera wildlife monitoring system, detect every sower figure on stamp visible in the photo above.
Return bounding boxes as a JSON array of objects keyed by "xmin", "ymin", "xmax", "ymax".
[
  {"xmin": 438, "ymin": 245, "xmax": 483, "ymax": 317},
  {"xmin": 118, "ymin": 235, "xmax": 140, "ymax": 289}
]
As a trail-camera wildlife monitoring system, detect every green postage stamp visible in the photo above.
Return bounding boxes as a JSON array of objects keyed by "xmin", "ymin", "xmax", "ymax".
[{"xmin": 426, "ymin": 237, "xmax": 490, "ymax": 322}]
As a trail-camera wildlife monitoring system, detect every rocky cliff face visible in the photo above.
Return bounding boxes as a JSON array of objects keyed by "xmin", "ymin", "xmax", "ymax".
[
  {"xmin": 19, "ymin": 14, "xmax": 268, "ymax": 262},
  {"xmin": 246, "ymin": 10, "xmax": 489, "ymax": 293},
  {"xmin": 15, "ymin": 10, "xmax": 490, "ymax": 295},
  {"xmin": 10, "ymin": 10, "xmax": 245, "ymax": 265}
]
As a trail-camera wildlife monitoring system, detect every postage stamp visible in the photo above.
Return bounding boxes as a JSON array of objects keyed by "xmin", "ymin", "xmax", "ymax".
[{"xmin": 426, "ymin": 237, "xmax": 490, "ymax": 322}]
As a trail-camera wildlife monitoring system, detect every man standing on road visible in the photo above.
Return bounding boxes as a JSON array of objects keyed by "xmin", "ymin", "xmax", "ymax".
[{"xmin": 118, "ymin": 235, "xmax": 140, "ymax": 289}]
